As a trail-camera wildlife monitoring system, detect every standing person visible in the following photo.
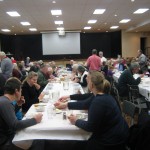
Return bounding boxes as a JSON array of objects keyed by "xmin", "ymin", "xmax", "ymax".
[
  {"xmin": 22, "ymin": 71, "xmax": 41, "ymax": 112},
  {"xmin": 137, "ymin": 50, "xmax": 147, "ymax": 73},
  {"xmin": 0, "ymin": 51, "xmax": 13, "ymax": 79},
  {"xmin": 0, "ymin": 77, "xmax": 43, "ymax": 150},
  {"xmin": 99, "ymin": 51, "xmax": 107, "ymax": 63},
  {"xmin": 25, "ymin": 57, "xmax": 30, "ymax": 67},
  {"xmin": 55, "ymin": 71, "xmax": 128, "ymax": 150},
  {"xmin": 85, "ymin": 49, "xmax": 101, "ymax": 71}
]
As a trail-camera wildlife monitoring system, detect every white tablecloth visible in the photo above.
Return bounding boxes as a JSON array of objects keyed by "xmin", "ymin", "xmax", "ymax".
[{"xmin": 12, "ymin": 82, "xmax": 91, "ymax": 149}]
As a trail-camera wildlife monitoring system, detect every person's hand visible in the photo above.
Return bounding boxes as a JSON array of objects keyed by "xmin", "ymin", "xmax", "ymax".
[
  {"xmin": 34, "ymin": 83, "xmax": 41, "ymax": 90},
  {"xmin": 140, "ymin": 74, "xmax": 144, "ymax": 78},
  {"xmin": 38, "ymin": 92, "xmax": 45, "ymax": 102},
  {"xmin": 58, "ymin": 95, "xmax": 70, "ymax": 102},
  {"xmin": 74, "ymin": 77, "xmax": 80, "ymax": 83},
  {"xmin": 33, "ymin": 113, "xmax": 43, "ymax": 123},
  {"xmin": 17, "ymin": 96, "xmax": 25, "ymax": 106},
  {"xmin": 54, "ymin": 101, "xmax": 68, "ymax": 109},
  {"xmin": 68, "ymin": 114, "xmax": 77, "ymax": 125}
]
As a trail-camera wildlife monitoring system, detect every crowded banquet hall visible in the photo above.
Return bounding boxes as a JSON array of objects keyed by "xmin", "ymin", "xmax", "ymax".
[{"xmin": 0, "ymin": 0, "xmax": 150, "ymax": 150}]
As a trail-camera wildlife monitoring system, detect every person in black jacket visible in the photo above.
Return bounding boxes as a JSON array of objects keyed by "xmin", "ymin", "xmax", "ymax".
[
  {"xmin": 22, "ymin": 71, "xmax": 41, "ymax": 112},
  {"xmin": 0, "ymin": 73, "xmax": 6, "ymax": 96},
  {"xmin": 55, "ymin": 71, "xmax": 128, "ymax": 150},
  {"xmin": 117, "ymin": 62, "xmax": 144, "ymax": 97}
]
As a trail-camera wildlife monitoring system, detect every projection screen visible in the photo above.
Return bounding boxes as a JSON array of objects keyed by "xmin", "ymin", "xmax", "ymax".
[{"xmin": 42, "ymin": 32, "xmax": 80, "ymax": 55}]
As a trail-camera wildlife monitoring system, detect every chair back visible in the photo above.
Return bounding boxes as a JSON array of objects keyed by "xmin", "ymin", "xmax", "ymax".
[
  {"xmin": 127, "ymin": 84, "xmax": 140, "ymax": 102},
  {"xmin": 122, "ymin": 100, "xmax": 137, "ymax": 126}
]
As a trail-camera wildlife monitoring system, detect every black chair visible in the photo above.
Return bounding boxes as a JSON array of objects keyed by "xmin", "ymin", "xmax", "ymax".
[
  {"xmin": 127, "ymin": 84, "xmax": 147, "ymax": 113},
  {"xmin": 122, "ymin": 100, "xmax": 137, "ymax": 126}
]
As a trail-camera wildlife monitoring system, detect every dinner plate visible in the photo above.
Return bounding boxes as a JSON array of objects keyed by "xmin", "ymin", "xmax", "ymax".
[{"xmin": 55, "ymin": 108, "xmax": 62, "ymax": 114}]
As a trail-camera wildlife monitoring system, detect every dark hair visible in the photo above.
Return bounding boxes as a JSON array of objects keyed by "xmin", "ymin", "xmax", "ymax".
[
  {"xmin": 92, "ymin": 49, "xmax": 97, "ymax": 54},
  {"xmin": 4, "ymin": 77, "xmax": 22, "ymax": 94},
  {"xmin": 89, "ymin": 71, "xmax": 111, "ymax": 94},
  {"xmin": 77, "ymin": 65, "xmax": 86, "ymax": 73}
]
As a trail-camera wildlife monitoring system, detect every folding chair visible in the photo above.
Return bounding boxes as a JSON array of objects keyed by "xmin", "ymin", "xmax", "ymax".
[{"xmin": 122, "ymin": 100, "xmax": 137, "ymax": 126}]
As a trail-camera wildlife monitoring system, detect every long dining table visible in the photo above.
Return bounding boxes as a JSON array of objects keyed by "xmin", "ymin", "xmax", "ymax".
[{"xmin": 12, "ymin": 81, "xmax": 91, "ymax": 149}]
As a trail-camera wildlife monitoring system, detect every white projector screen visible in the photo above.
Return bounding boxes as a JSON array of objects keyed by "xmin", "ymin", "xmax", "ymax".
[{"xmin": 42, "ymin": 32, "xmax": 80, "ymax": 55}]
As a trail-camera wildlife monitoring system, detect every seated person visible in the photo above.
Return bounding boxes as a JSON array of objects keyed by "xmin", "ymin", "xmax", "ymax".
[
  {"xmin": 118, "ymin": 59, "xmax": 126, "ymax": 71},
  {"xmin": 22, "ymin": 71, "xmax": 41, "ymax": 112},
  {"xmin": 0, "ymin": 73, "xmax": 6, "ymax": 96},
  {"xmin": 117, "ymin": 62, "xmax": 144, "ymax": 97},
  {"xmin": 0, "ymin": 77, "xmax": 43, "ymax": 150},
  {"xmin": 74, "ymin": 65, "xmax": 88, "ymax": 93},
  {"xmin": 37, "ymin": 64, "xmax": 50, "ymax": 92},
  {"xmin": 12, "ymin": 100, "xmax": 23, "ymax": 120},
  {"xmin": 55, "ymin": 71, "xmax": 128, "ymax": 150}
]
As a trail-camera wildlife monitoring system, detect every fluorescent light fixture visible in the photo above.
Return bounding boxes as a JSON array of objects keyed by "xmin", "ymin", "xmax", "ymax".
[
  {"xmin": 54, "ymin": 21, "xmax": 63, "ymax": 24},
  {"xmin": 133, "ymin": 8, "xmax": 149, "ymax": 14},
  {"xmin": 88, "ymin": 20, "xmax": 97, "ymax": 24},
  {"xmin": 57, "ymin": 27, "xmax": 64, "ymax": 30},
  {"xmin": 110, "ymin": 26, "xmax": 119, "ymax": 29},
  {"xmin": 20, "ymin": 22, "xmax": 31, "ymax": 26},
  {"xmin": 6, "ymin": 11, "xmax": 20, "ymax": 17},
  {"xmin": 1, "ymin": 29, "xmax": 11, "ymax": 32},
  {"xmin": 51, "ymin": 10, "xmax": 62, "ymax": 15},
  {"xmin": 93, "ymin": 9, "xmax": 105, "ymax": 14},
  {"xmin": 119, "ymin": 19, "xmax": 131, "ymax": 23},
  {"xmin": 84, "ymin": 27, "xmax": 91, "ymax": 30},
  {"xmin": 29, "ymin": 28, "xmax": 37, "ymax": 31}
]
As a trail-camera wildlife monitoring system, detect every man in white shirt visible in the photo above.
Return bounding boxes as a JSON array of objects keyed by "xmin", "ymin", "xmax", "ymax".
[{"xmin": 99, "ymin": 51, "xmax": 107, "ymax": 63}]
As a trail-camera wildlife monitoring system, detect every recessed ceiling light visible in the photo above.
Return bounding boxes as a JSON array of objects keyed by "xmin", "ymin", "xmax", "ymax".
[
  {"xmin": 88, "ymin": 20, "xmax": 97, "ymax": 24},
  {"xmin": 84, "ymin": 27, "xmax": 91, "ymax": 30},
  {"xmin": 29, "ymin": 28, "xmax": 37, "ymax": 31},
  {"xmin": 110, "ymin": 26, "xmax": 119, "ymax": 29},
  {"xmin": 54, "ymin": 21, "xmax": 63, "ymax": 24},
  {"xmin": 93, "ymin": 9, "xmax": 106, "ymax": 14},
  {"xmin": 6, "ymin": 11, "xmax": 20, "ymax": 17},
  {"xmin": 20, "ymin": 22, "xmax": 31, "ymax": 26},
  {"xmin": 0, "ymin": 0, "xmax": 4, "ymax": 2},
  {"xmin": 131, "ymin": 0, "xmax": 135, "ymax": 2},
  {"xmin": 57, "ymin": 27, "xmax": 64, "ymax": 30},
  {"xmin": 133, "ymin": 8, "xmax": 149, "ymax": 14},
  {"xmin": 1, "ymin": 29, "xmax": 11, "ymax": 32},
  {"xmin": 14, "ymin": 34, "xmax": 16, "ymax": 35},
  {"xmin": 51, "ymin": 10, "xmax": 62, "ymax": 15},
  {"xmin": 114, "ymin": 14, "xmax": 117, "ymax": 17},
  {"xmin": 52, "ymin": 1, "xmax": 56, "ymax": 3},
  {"xmin": 119, "ymin": 19, "xmax": 131, "ymax": 23},
  {"xmin": 106, "ymin": 31, "xmax": 108, "ymax": 32}
]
